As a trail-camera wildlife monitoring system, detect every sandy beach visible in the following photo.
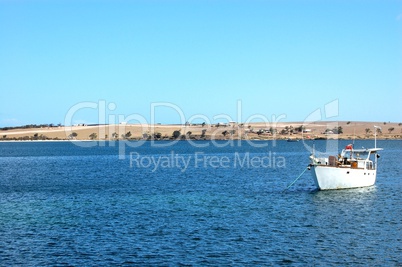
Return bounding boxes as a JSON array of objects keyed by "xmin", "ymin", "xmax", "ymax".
[{"xmin": 1, "ymin": 121, "xmax": 401, "ymax": 141}]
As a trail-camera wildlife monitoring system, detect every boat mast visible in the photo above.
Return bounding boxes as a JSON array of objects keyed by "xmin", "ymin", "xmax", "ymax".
[
  {"xmin": 374, "ymin": 125, "xmax": 381, "ymax": 149},
  {"xmin": 374, "ymin": 125, "xmax": 381, "ymax": 168},
  {"xmin": 312, "ymin": 142, "xmax": 315, "ymax": 157}
]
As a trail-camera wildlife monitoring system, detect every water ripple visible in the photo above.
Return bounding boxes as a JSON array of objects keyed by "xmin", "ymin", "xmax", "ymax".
[{"xmin": 0, "ymin": 140, "xmax": 401, "ymax": 265}]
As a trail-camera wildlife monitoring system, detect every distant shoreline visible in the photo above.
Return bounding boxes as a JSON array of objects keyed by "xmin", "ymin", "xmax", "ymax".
[
  {"xmin": 1, "ymin": 121, "xmax": 401, "ymax": 141},
  {"xmin": 0, "ymin": 138, "xmax": 399, "ymax": 143}
]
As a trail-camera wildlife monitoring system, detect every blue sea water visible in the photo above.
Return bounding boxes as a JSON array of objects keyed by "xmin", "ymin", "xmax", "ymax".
[{"xmin": 0, "ymin": 140, "xmax": 401, "ymax": 266}]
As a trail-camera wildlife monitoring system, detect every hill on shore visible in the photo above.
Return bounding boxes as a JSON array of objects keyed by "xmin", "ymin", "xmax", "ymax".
[{"xmin": 1, "ymin": 121, "xmax": 401, "ymax": 141}]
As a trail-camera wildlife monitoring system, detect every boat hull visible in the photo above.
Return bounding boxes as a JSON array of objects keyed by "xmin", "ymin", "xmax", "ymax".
[{"xmin": 311, "ymin": 166, "xmax": 377, "ymax": 190}]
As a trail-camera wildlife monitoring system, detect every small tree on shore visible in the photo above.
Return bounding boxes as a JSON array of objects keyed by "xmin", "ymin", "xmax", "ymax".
[
  {"xmin": 154, "ymin": 132, "xmax": 162, "ymax": 139},
  {"xmin": 201, "ymin": 129, "xmax": 207, "ymax": 138},
  {"xmin": 172, "ymin": 130, "xmax": 181, "ymax": 139},
  {"xmin": 89, "ymin": 133, "xmax": 97, "ymax": 140},
  {"xmin": 295, "ymin": 125, "xmax": 304, "ymax": 133},
  {"xmin": 222, "ymin": 130, "xmax": 228, "ymax": 137},
  {"xmin": 388, "ymin": 127, "xmax": 395, "ymax": 134},
  {"xmin": 68, "ymin": 132, "xmax": 78, "ymax": 139},
  {"xmin": 365, "ymin": 128, "xmax": 371, "ymax": 135},
  {"xmin": 257, "ymin": 129, "xmax": 264, "ymax": 135}
]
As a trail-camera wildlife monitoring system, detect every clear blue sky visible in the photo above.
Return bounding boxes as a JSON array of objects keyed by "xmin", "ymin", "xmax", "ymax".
[{"xmin": 1, "ymin": 0, "xmax": 401, "ymax": 126}]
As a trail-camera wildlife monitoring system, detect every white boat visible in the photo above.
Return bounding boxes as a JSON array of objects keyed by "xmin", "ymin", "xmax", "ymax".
[{"xmin": 309, "ymin": 126, "xmax": 382, "ymax": 190}]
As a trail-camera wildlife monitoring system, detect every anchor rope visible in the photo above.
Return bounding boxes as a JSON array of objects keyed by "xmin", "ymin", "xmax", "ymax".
[{"xmin": 282, "ymin": 166, "xmax": 309, "ymax": 193}]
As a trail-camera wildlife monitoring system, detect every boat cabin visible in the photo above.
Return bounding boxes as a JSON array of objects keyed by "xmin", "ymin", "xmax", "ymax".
[
  {"xmin": 311, "ymin": 145, "xmax": 382, "ymax": 170},
  {"xmin": 338, "ymin": 146, "xmax": 381, "ymax": 170}
]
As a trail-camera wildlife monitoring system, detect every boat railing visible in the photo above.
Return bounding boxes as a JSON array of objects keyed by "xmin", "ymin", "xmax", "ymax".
[{"xmin": 310, "ymin": 155, "xmax": 376, "ymax": 170}]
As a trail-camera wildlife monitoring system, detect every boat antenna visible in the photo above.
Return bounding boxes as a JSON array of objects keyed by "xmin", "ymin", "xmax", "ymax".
[
  {"xmin": 312, "ymin": 142, "xmax": 315, "ymax": 156},
  {"xmin": 352, "ymin": 123, "xmax": 356, "ymax": 146},
  {"xmin": 374, "ymin": 125, "xmax": 381, "ymax": 149}
]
